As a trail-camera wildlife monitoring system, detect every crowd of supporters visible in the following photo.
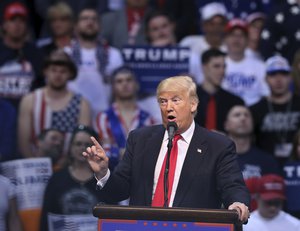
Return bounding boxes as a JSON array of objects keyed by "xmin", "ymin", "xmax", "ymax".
[{"xmin": 1, "ymin": 0, "xmax": 300, "ymax": 230}]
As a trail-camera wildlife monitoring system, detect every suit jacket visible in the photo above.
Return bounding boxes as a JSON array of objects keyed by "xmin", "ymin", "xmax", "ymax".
[
  {"xmin": 100, "ymin": 123, "xmax": 250, "ymax": 209},
  {"xmin": 101, "ymin": 9, "xmax": 147, "ymax": 49}
]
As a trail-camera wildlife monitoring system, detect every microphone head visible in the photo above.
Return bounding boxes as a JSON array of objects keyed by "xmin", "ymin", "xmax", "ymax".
[{"xmin": 167, "ymin": 121, "xmax": 178, "ymax": 132}]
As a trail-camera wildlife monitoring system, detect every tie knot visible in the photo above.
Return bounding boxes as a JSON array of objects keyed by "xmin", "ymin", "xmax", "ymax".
[{"xmin": 173, "ymin": 134, "xmax": 181, "ymax": 143}]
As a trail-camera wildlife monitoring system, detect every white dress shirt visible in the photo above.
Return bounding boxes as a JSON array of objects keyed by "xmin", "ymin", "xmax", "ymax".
[{"xmin": 152, "ymin": 121, "xmax": 195, "ymax": 206}]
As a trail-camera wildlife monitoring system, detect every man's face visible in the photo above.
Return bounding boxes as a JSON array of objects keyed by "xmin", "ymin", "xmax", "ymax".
[
  {"xmin": 2, "ymin": 16, "xmax": 27, "ymax": 41},
  {"xmin": 44, "ymin": 65, "xmax": 72, "ymax": 90},
  {"xmin": 266, "ymin": 72, "xmax": 291, "ymax": 97},
  {"xmin": 203, "ymin": 56, "xmax": 225, "ymax": 87},
  {"xmin": 38, "ymin": 130, "xmax": 64, "ymax": 163},
  {"xmin": 225, "ymin": 106, "xmax": 253, "ymax": 137},
  {"xmin": 76, "ymin": 10, "xmax": 99, "ymax": 40},
  {"xmin": 49, "ymin": 14, "xmax": 73, "ymax": 37},
  {"xmin": 258, "ymin": 197, "xmax": 283, "ymax": 219},
  {"xmin": 203, "ymin": 15, "xmax": 227, "ymax": 37},
  {"xmin": 147, "ymin": 15, "xmax": 175, "ymax": 46},
  {"xmin": 248, "ymin": 19, "xmax": 264, "ymax": 43},
  {"xmin": 113, "ymin": 72, "xmax": 137, "ymax": 100},
  {"xmin": 158, "ymin": 90, "xmax": 197, "ymax": 133},
  {"xmin": 225, "ymin": 28, "xmax": 248, "ymax": 55}
]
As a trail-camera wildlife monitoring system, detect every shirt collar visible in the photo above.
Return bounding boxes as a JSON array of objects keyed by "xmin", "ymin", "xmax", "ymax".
[{"xmin": 163, "ymin": 120, "xmax": 195, "ymax": 144}]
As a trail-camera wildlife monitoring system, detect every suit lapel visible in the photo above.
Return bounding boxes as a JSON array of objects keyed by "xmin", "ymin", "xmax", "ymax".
[
  {"xmin": 142, "ymin": 126, "xmax": 165, "ymax": 205},
  {"xmin": 173, "ymin": 125, "xmax": 208, "ymax": 207}
]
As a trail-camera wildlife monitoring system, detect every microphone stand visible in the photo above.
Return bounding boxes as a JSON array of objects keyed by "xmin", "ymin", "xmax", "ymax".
[{"xmin": 163, "ymin": 137, "xmax": 173, "ymax": 207}]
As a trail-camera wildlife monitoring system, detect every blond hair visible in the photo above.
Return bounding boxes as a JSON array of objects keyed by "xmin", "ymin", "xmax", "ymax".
[
  {"xmin": 156, "ymin": 76, "xmax": 199, "ymax": 114},
  {"xmin": 47, "ymin": 2, "xmax": 74, "ymax": 21}
]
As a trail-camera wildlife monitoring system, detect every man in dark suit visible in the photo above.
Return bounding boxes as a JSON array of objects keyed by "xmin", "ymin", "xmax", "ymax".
[
  {"xmin": 195, "ymin": 48, "xmax": 245, "ymax": 132},
  {"xmin": 83, "ymin": 76, "xmax": 250, "ymax": 223}
]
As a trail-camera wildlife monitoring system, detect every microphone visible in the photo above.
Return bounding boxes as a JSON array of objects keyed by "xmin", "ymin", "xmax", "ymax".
[
  {"xmin": 164, "ymin": 122, "xmax": 178, "ymax": 207},
  {"xmin": 167, "ymin": 122, "xmax": 178, "ymax": 148}
]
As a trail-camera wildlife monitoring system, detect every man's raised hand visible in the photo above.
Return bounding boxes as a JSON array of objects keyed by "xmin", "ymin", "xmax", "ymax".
[{"xmin": 82, "ymin": 136, "xmax": 109, "ymax": 179}]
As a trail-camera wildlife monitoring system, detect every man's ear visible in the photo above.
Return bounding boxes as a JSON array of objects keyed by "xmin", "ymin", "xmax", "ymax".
[{"xmin": 190, "ymin": 98, "xmax": 198, "ymax": 114}]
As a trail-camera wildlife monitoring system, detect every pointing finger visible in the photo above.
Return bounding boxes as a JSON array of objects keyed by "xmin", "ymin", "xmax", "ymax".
[{"xmin": 91, "ymin": 136, "xmax": 103, "ymax": 150}]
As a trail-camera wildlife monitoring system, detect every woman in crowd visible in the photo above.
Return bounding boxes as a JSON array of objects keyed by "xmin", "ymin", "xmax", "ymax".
[{"xmin": 39, "ymin": 125, "xmax": 110, "ymax": 231}]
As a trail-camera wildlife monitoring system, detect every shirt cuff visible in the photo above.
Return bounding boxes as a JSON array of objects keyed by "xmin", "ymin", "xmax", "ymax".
[{"xmin": 95, "ymin": 170, "xmax": 110, "ymax": 189}]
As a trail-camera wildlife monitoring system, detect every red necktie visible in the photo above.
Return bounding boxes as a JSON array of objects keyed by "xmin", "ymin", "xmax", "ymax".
[
  {"xmin": 205, "ymin": 95, "xmax": 216, "ymax": 130},
  {"xmin": 152, "ymin": 134, "xmax": 181, "ymax": 207}
]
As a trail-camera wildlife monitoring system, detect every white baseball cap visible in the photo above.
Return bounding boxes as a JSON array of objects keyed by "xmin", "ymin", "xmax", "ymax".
[
  {"xmin": 201, "ymin": 2, "xmax": 227, "ymax": 21},
  {"xmin": 266, "ymin": 55, "xmax": 291, "ymax": 74}
]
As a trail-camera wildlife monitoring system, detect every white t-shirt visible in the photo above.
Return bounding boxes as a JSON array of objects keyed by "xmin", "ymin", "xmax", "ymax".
[
  {"xmin": 222, "ymin": 56, "xmax": 270, "ymax": 106},
  {"xmin": 179, "ymin": 35, "xmax": 227, "ymax": 56},
  {"xmin": 67, "ymin": 46, "xmax": 123, "ymax": 116},
  {"xmin": 0, "ymin": 175, "xmax": 16, "ymax": 231},
  {"xmin": 244, "ymin": 210, "xmax": 300, "ymax": 231}
]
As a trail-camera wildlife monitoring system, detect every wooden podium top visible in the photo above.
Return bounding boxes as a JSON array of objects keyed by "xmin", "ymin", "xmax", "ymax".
[{"xmin": 93, "ymin": 205, "xmax": 240, "ymax": 224}]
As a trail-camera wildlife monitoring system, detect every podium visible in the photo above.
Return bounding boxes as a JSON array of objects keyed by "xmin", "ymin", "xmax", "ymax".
[{"xmin": 93, "ymin": 205, "xmax": 243, "ymax": 231}]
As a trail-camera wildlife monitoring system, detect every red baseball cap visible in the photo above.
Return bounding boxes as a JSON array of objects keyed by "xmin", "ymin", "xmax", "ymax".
[
  {"xmin": 225, "ymin": 18, "xmax": 248, "ymax": 34},
  {"xmin": 258, "ymin": 174, "xmax": 286, "ymax": 201},
  {"xmin": 4, "ymin": 2, "xmax": 28, "ymax": 21}
]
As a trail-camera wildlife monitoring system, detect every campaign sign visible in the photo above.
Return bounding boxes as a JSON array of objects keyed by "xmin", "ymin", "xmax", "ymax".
[
  {"xmin": 283, "ymin": 161, "xmax": 300, "ymax": 211},
  {"xmin": 122, "ymin": 46, "xmax": 190, "ymax": 94},
  {"xmin": 48, "ymin": 213, "xmax": 98, "ymax": 231},
  {"xmin": 99, "ymin": 219, "xmax": 233, "ymax": 231},
  {"xmin": 0, "ymin": 157, "xmax": 53, "ymax": 231}
]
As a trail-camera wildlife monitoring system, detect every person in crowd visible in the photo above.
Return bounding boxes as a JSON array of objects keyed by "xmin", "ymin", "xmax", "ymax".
[
  {"xmin": 37, "ymin": 2, "xmax": 74, "ymax": 56},
  {"xmin": 0, "ymin": 174, "xmax": 23, "ymax": 231},
  {"xmin": 35, "ymin": 128, "xmax": 65, "ymax": 171},
  {"xmin": 144, "ymin": 10, "xmax": 201, "ymax": 80},
  {"xmin": 138, "ymin": 11, "xmax": 202, "ymax": 122},
  {"xmin": 66, "ymin": 7, "xmax": 123, "ymax": 116},
  {"xmin": 34, "ymin": 0, "xmax": 101, "ymax": 38},
  {"xmin": 18, "ymin": 49, "xmax": 91, "ymax": 158},
  {"xmin": 225, "ymin": 105, "xmax": 280, "ymax": 178},
  {"xmin": 100, "ymin": 0, "xmax": 150, "ymax": 49},
  {"xmin": 250, "ymin": 55, "xmax": 300, "ymax": 168},
  {"xmin": 94, "ymin": 66, "xmax": 156, "ymax": 171},
  {"xmin": 290, "ymin": 130, "xmax": 300, "ymax": 162},
  {"xmin": 195, "ymin": 0, "xmax": 270, "ymax": 22},
  {"xmin": 83, "ymin": 76, "xmax": 250, "ymax": 223},
  {"xmin": 180, "ymin": 2, "xmax": 227, "ymax": 58},
  {"xmin": 97, "ymin": 0, "xmax": 125, "ymax": 14},
  {"xmin": 291, "ymin": 49, "xmax": 300, "ymax": 95},
  {"xmin": 0, "ymin": 99, "xmax": 17, "ymax": 162},
  {"xmin": 283, "ymin": 130, "xmax": 300, "ymax": 219},
  {"xmin": 224, "ymin": 105, "xmax": 280, "ymax": 211},
  {"xmin": 245, "ymin": 12, "xmax": 265, "ymax": 60},
  {"xmin": 0, "ymin": 1, "xmax": 44, "ymax": 109},
  {"xmin": 259, "ymin": 0, "xmax": 300, "ymax": 63},
  {"xmin": 195, "ymin": 48, "xmax": 244, "ymax": 132},
  {"xmin": 148, "ymin": 0, "xmax": 198, "ymax": 41},
  {"xmin": 244, "ymin": 174, "xmax": 300, "ymax": 231},
  {"xmin": 222, "ymin": 18, "xmax": 269, "ymax": 106},
  {"xmin": 40, "ymin": 125, "xmax": 110, "ymax": 231}
]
